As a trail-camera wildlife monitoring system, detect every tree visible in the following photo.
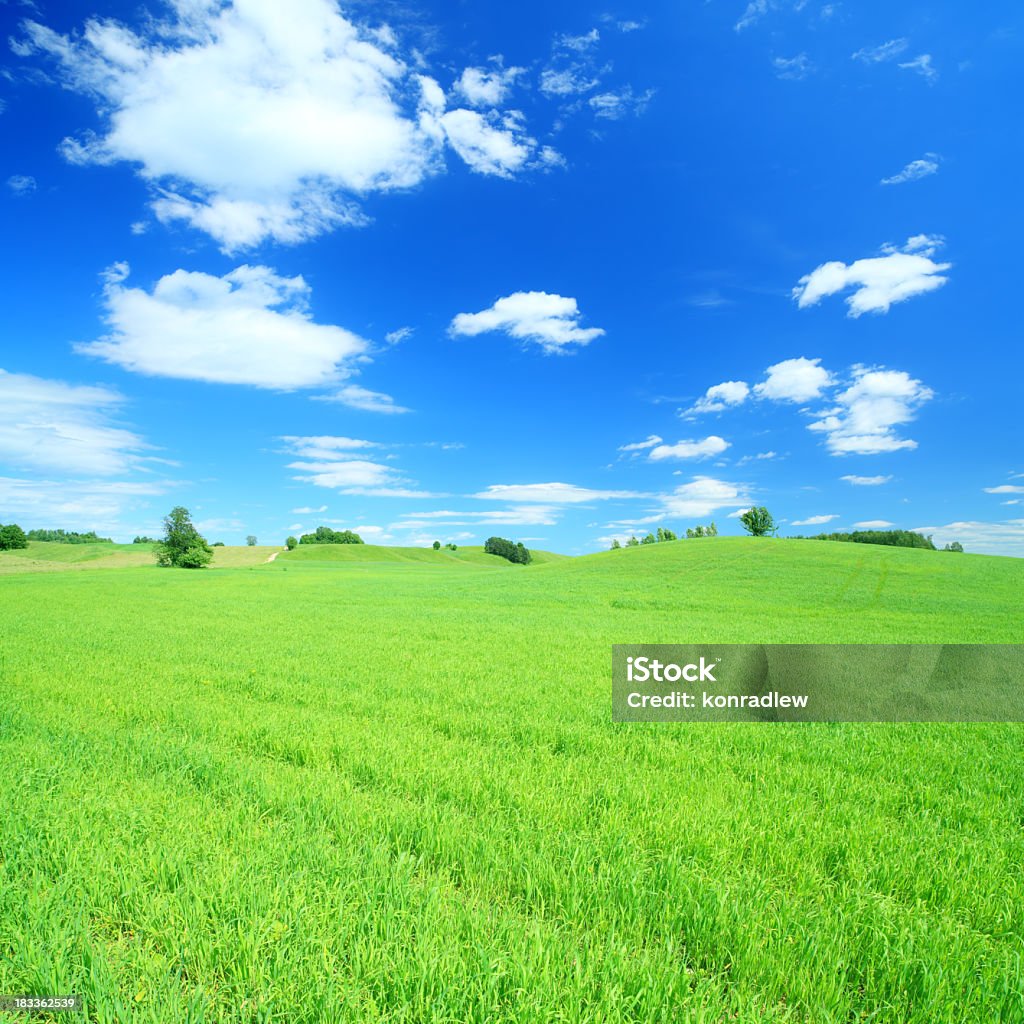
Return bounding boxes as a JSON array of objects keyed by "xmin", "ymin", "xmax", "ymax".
[
  {"xmin": 641, "ymin": 533, "xmax": 656, "ymax": 544},
  {"xmin": 662, "ymin": 528, "xmax": 677, "ymax": 541},
  {"xmin": 739, "ymin": 506, "xmax": 775, "ymax": 537},
  {"xmin": 286, "ymin": 536, "xmax": 298, "ymax": 550},
  {"xmin": 299, "ymin": 526, "xmax": 364, "ymax": 545},
  {"xmin": 944, "ymin": 541, "xmax": 964, "ymax": 553},
  {"xmin": 246, "ymin": 535, "xmax": 257, "ymax": 546},
  {"xmin": 432, "ymin": 540, "xmax": 441, "ymax": 550},
  {"xmin": 611, "ymin": 538, "xmax": 621, "ymax": 550},
  {"xmin": 155, "ymin": 506, "xmax": 212, "ymax": 569},
  {"xmin": 0, "ymin": 523, "xmax": 28, "ymax": 550},
  {"xmin": 484, "ymin": 536, "xmax": 531, "ymax": 564},
  {"xmin": 707, "ymin": 521, "xmax": 718, "ymax": 537},
  {"xmin": 626, "ymin": 536, "xmax": 640, "ymax": 547}
]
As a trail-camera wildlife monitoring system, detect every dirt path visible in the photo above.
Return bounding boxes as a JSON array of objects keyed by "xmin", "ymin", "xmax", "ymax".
[{"xmin": 265, "ymin": 551, "xmax": 280, "ymax": 563}]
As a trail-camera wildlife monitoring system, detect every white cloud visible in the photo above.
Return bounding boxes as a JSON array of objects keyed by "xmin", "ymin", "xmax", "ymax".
[
  {"xmin": 855, "ymin": 520, "xmax": 895, "ymax": 528},
  {"xmin": 453, "ymin": 64, "xmax": 522, "ymax": 107},
  {"xmin": 558, "ymin": 29, "xmax": 600, "ymax": 51},
  {"xmin": 793, "ymin": 236, "xmax": 951, "ymax": 316},
  {"xmin": 881, "ymin": 154, "xmax": 939, "ymax": 185},
  {"xmin": 20, "ymin": 3, "xmax": 546, "ymax": 249},
  {"xmin": 899, "ymin": 54, "xmax": 938, "ymax": 82},
  {"xmin": 0, "ymin": 476, "xmax": 174, "ymax": 538},
  {"xmin": 433, "ymin": 106, "xmax": 535, "ymax": 178},
  {"xmin": 280, "ymin": 436, "xmax": 380, "ymax": 460},
  {"xmin": 737, "ymin": 451, "xmax": 778, "ymax": 465},
  {"xmin": 852, "ymin": 39, "xmax": 909, "ymax": 63},
  {"xmin": 792, "ymin": 514, "xmax": 838, "ymax": 526},
  {"xmin": 808, "ymin": 367, "xmax": 933, "ymax": 455},
  {"xmin": 291, "ymin": 505, "xmax": 327, "ymax": 514},
  {"xmin": 6, "ymin": 174, "xmax": 36, "ymax": 195},
  {"xmin": 649, "ymin": 436, "xmax": 730, "ymax": 461},
  {"xmin": 619, "ymin": 435, "xmax": 662, "ymax": 452},
  {"xmin": 911, "ymin": 520, "xmax": 1024, "ymax": 558},
  {"xmin": 450, "ymin": 291, "xmax": 604, "ymax": 354},
  {"xmin": 755, "ymin": 357, "xmax": 832, "ymax": 403},
  {"xmin": 384, "ymin": 326, "xmax": 413, "ymax": 345},
  {"xmin": 773, "ymin": 54, "xmax": 813, "ymax": 80},
  {"xmin": 393, "ymin": 507, "xmax": 559, "ymax": 527},
  {"xmin": 282, "ymin": 435, "xmax": 433, "ymax": 497},
  {"xmin": 588, "ymin": 86, "xmax": 655, "ymax": 120},
  {"xmin": 79, "ymin": 263, "xmax": 369, "ymax": 390},
  {"xmin": 0, "ymin": 367, "xmax": 156, "ymax": 476},
  {"xmin": 473, "ymin": 483, "xmax": 640, "ymax": 504},
  {"xmin": 841, "ymin": 474, "xmax": 892, "ymax": 486},
  {"xmin": 736, "ymin": 0, "xmax": 769, "ymax": 31},
  {"xmin": 984, "ymin": 485, "xmax": 1024, "ymax": 495},
  {"xmin": 661, "ymin": 476, "xmax": 749, "ymax": 518},
  {"xmin": 684, "ymin": 380, "xmax": 750, "ymax": 416},
  {"xmin": 314, "ymin": 385, "xmax": 410, "ymax": 414},
  {"xmin": 539, "ymin": 68, "xmax": 599, "ymax": 96}
]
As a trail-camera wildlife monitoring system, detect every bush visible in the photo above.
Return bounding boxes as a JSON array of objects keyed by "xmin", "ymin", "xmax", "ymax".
[
  {"xmin": 432, "ymin": 540, "xmax": 441, "ymax": 550},
  {"xmin": 0, "ymin": 523, "xmax": 29, "ymax": 550},
  {"xmin": 155, "ymin": 506, "xmax": 212, "ymax": 569},
  {"xmin": 484, "ymin": 536, "xmax": 532, "ymax": 564},
  {"xmin": 299, "ymin": 526, "xmax": 364, "ymax": 545},
  {"xmin": 286, "ymin": 536, "xmax": 298, "ymax": 550}
]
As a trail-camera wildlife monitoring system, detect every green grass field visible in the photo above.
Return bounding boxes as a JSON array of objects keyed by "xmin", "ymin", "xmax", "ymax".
[{"xmin": 1, "ymin": 538, "xmax": 1022, "ymax": 1022}]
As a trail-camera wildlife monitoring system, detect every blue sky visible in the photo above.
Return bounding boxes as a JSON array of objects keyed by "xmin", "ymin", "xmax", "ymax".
[{"xmin": 2, "ymin": 0, "xmax": 1022, "ymax": 554}]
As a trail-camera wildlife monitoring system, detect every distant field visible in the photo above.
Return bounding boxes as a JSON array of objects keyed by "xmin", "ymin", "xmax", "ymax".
[
  {"xmin": 1, "ymin": 538, "xmax": 1022, "ymax": 1022},
  {"xmin": 0, "ymin": 541, "xmax": 278, "ymax": 574},
  {"xmin": 279, "ymin": 543, "xmax": 568, "ymax": 568}
]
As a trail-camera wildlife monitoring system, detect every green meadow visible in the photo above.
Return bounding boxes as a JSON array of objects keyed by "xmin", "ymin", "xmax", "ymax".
[{"xmin": 1, "ymin": 538, "xmax": 1022, "ymax": 1022}]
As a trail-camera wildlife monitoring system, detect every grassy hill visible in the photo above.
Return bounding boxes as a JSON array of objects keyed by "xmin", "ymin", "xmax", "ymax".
[
  {"xmin": 279, "ymin": 542, "xmax": 568, "ymax": 568},
  {"xmin": 0, "ymin": 540, "xmax": 280, "ymax": 574},
  {"xmin": 0, "ymin": 538, "xmax": 1022, "ymax": 1021}
]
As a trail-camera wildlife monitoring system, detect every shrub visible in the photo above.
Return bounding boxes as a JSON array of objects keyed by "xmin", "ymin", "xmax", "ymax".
[
  {"xmin": 286, "ymin": 536, "xmax": 298, "ymax": 550},
  {"xmin": 432, "ymin": 540, "xmax": 441, "ymax": 550}
]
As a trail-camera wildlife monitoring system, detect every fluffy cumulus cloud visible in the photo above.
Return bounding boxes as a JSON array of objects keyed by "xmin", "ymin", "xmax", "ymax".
[
  {"xmin": 281, "ymin": 435, "xmax": 435, "ymax": 497},
  {"xmin": 792, "ymin": 514, "xmax": 838, "ymax": 526},
  {"xmin": 684, "ymin": 380, "xmax": 750, "ymax": 416},
  {"xmin": 660, "ymin": 476, "xmax": 749, "ymax": 518},
  {"xmin": 18, "ymin": 1, "xmax": 547, "ymax": 249},
  {"xmin": 808, "ymin": 367, "xmax": 933, "ymax": 455},
  {"xmin": 648, "ymin": 436, "xmax": 730, "ymax": 461},
  {"xmin": 881, "ymin": 154, "xmax": 940, "ymax": 186},
  {"xmin": 0, "ymin": 368, "xmax": 154, "ymax": 476},
  {"xmin": 754, "ymin": 357, "xmax": 832, "ymax": 403},
  {"xmin": 453, "ymin": 63, "xmax": 522, "ymax": 108},
  {"xmin": 449, "ymin": 292, "xmax": 605, "ymax": 354},
  {"xmin": 473, "ymin": 483, "xmax": 641, "ymax": 503},
  {"xmin": 793, "ymin": 236, "xmax": 951, "ymax": 317},
  {"xmin": 79, "ymin": 263, "xmax": 371, "ymax": 390}
]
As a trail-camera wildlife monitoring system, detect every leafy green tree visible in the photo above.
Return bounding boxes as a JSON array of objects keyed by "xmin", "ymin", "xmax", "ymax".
[
  {"xmin": 641, "ymin": 533, "xmax": 656, "ymax": 544},
  {"xmin": 944, "ymin": 541, "xmax": 964, "ymax": 553},
  {"xmin": 0, "ymin": 523, "xmax": 29, "ymax": 550},
  {"xmin": 432, "ymin": 540, "xmax": 441, "ymax": 550},
  {"xmin": 611, "ymin": 538, "xmax": 621, "ymax": 549},
  {"xmin": 133, "ymin": 535, "xmax": 159, "ymax": 544},
  {"xmin": 664, "ymin": 528, "xmax": 677, "ymax": 541},
  {"xmin": 246, "ymin": 535, "xmax": 257, "ymax": 546},
  {"xmin": 445, "ymin": 542, "xmax": 458, "ymax": 551},
  {"xmin": 707, "ymin": 521, "xmax": 718, "ymax": 537},
  {"xmin": 27, "ymin": 528, "xmax": 111, "ymax": 544},
  {"xmin": 484, "ymin": 536, "xmax": 532, "ymax": 564},
  {"xmin": 155, "ymin": 506, "xmax": 212, "ymax": 569},
  {"xmin": 626, "ymin": 536, "xmax": 640, "ymax": 547},
  {"xmin": 286, "ymin": 536, "xmax": 298, "ymax": 550},
  {"xmin": 739, "ymin": 506, "xmax": 775, "ymax": 537}
]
